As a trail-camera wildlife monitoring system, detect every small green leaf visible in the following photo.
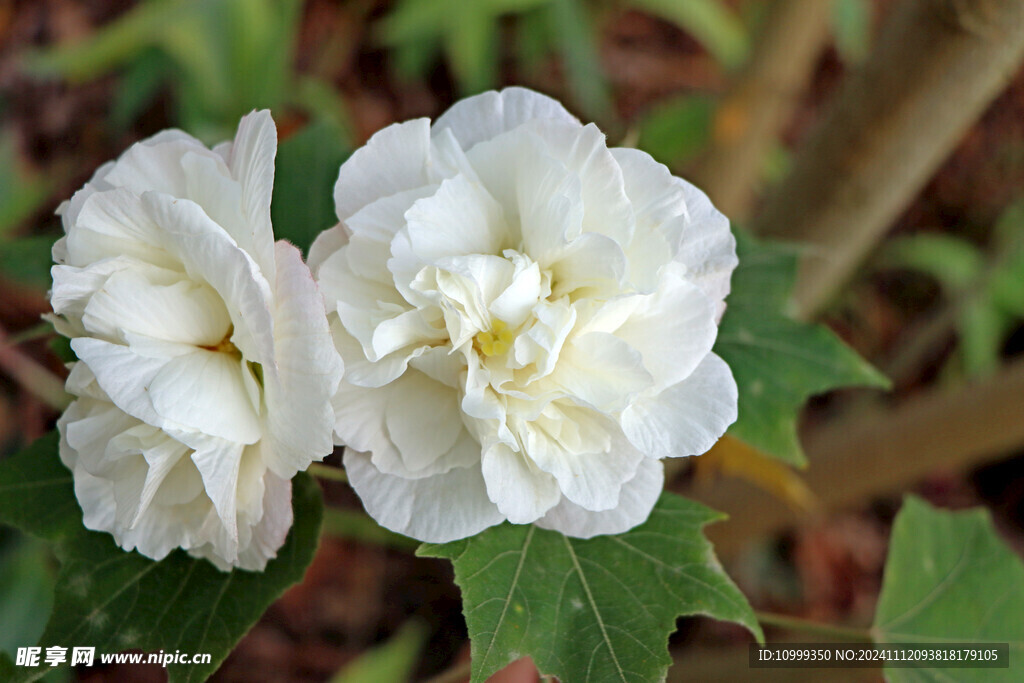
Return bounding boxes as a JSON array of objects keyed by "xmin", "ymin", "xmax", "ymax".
[
  {"xmin": 420, "ymin": 492, "xmax": 761, "ymax": 683},
  {"xmin": 0, "ymin": 432, "xmax": 324, "ymax": 683},
  {"xmin": 715, "ymin": 231, "xmax": 889, "ymax": 465},
  {"xmin": 329, "ymin": 620, "xmax": 427, "ymax": 683},
  {"xmin": 271, "ymin": 122, "xmax": 351, "ymax": 256},
  {"xmin": 0, "ymin": 235, "xmax": 60, "ymax": 290},
  {"xmin": 636, "ymin": 95, "xmax": 714, "ymax": 167},
  {"xmin": 627, "ymin": 0, "xmax": 749, "ymax": 69},
  {"xmin": 873, "ymin": 496, "xmax": 1024, "ymax": 682}
]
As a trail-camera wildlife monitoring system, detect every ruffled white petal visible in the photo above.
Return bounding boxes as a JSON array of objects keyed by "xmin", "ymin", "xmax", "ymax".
[
  {"xmin": 621, "ymin": 353, "xmax": 738, "ymax": 459},
  {"xmin": 480, "ymin": 444, "xmax": 561, "ymax": 524},
  {"xmin": 432, "ymin": 86, "xmax": 579, "ymax": 152},
  {"xmin": 536, "ymin": 457, "xmax": 664, "ymax": 538},
  {"xmin": 261, "ymin": 242, "xmax": 344, "ymax": 478},
  {"xmin": 333, "ymin": 119, "xmax": 433, "ymax": 223},
  {"xmin": 344, "ymin": 449, "xmax": 504, "ymax": 543}
]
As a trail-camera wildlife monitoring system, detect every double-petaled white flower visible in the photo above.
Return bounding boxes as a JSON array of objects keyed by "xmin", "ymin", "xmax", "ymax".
[
  {"xmin": 51, "ymin": 111, "xmax": 342, "ymax": 571},
  {"xmin": 313, "ymin": 88, "xmax": 738, "ymax": 543}
]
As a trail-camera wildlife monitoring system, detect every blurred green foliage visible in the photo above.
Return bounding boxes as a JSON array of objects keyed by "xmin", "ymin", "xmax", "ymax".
[
  {"xmin": 328, "ymin": 620, "xmax": 426, "ymax": 683},
  {"xmin": 831, "ymin": 0, "xmax": 872, "ymax": 64},
  {"xmin": 886, "ymin": 201, "xmax": 1024, "ymax": 377},
  {"xmin": 0, "ymin": 132, "xmax": 49, "ymax": 238},
  {"xmin": 635, "ymin": 94, "xmax": 714, "ymax": 167},
  {"xmin": 23, "ymin": 0, "xmax": 349, "ymax": 142},
  {"xmin": 380, "ymin": 0, "xmax": 612, "ymax": 117}
]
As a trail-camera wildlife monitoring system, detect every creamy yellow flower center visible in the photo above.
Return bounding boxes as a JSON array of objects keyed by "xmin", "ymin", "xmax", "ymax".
[
  {"xmin": 475, "ymin": 319, "xmax": 514, "ymax": 357},
  {"xmin": 199, "ymin": 325, "xmax": 241, "ymax": 358}
]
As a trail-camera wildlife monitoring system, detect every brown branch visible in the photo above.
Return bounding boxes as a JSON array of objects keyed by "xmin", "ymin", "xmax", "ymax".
[
  {"xmin": 687, "ymin": 0, "xmax": 832, "ymax": 221},
  {"xmin": 751, "ymin": 0, "xmax": 1024, "ymax": 318},
  {"xmin": 688, "ymin": 357, "xmax": 1024, "ymax": 557}
]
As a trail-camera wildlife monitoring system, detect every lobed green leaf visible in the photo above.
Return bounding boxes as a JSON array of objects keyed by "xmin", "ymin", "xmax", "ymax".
[
  {"xmin": 421, "ymin": 492, "xmax": 761, "ymax": 683},
  {"xmin": 874, "ymin": 496, "xmax": 1024, "ymax": 682},
  {"xmin": 715, "ymin": 231, "xmax": 889, "ymax": 465}
]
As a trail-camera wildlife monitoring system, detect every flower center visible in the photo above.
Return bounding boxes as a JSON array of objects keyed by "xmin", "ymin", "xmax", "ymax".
[
  {"xmin": 199, "ymin": 326, "xmax": 241, "ymax": 358},
  {"xmin": 475, "ymin": 319, "xmax": 514, "ymax": 357}
]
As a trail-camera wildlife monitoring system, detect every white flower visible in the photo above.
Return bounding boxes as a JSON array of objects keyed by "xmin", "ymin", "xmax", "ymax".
[
  {"xmin": 50, "ymin": 111, "xmax": 343, "ymax": 571},
  {"xmin": 314, "ymin": 87, "xmax": 738, "ymax": 543}
]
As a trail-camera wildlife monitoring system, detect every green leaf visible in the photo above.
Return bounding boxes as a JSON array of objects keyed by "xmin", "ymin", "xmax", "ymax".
[
  {"xmin": 420, "ymin": 492, "xmax": 761, "ymax": 683},
  {"xmin": 627, "ymin": 0, "xmax": 749, "ymax": 69},
  {"xmin": 873, "ymin": 496, "xmax": 1024, "ymax": 682},
  {"xmin": 0, "ymin": 432, "xmax": 324, "ymax": 683},
  {"xmin": 636, "ymin": 95, "xmax": 714, "ymax": 167},
  {"xmin": 271, "ymin": 122, "xmax": 351, "ymax": 255},
  {"xmin": 0, "ymin": 235, "xmax": 59, "ymax": 289},
  {"xmin": 886, "ymin": 234, "xmax": 985, "ymax": 292},
  {"xmin": 0, "ymin": 433, "xmax": 80, "ymax": 541},
  {"xmin": 329, "ymin": 620, "xmax": 426, "ymax": 683},
  {"xmin": 0, "ymin": 534, "xmax": 57, "ymax": 656},
  {"xmin": 715, "ymin": 231, "xmax": 889, "ymax": 465}
]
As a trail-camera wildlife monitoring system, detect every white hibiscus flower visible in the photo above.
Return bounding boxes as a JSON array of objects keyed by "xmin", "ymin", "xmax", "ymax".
[
  {"xmin": 51, "ymin": 111, "xmax": 343, "ymax": 571},
  {"xmin": 313, "ymin": 88, "xmax": 738, "ymax": 543}
]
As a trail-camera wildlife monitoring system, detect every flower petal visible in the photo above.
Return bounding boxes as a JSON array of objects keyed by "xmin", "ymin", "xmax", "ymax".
[
  {"xmin": 612, "ymin": 265, "xmax": 718, "ymax": 391},
  {"xmin": 81, "ymin": 268, "xmax": 231, "ymax": 347},
  {"xmin": 334, "ymin": 119, "xmax": 432, "ymax": 223},
  {"xmin": 552, "ymin": 332, "xmax": 653, "ymax": 412},
  {"xmin": 141, "ymin": 191, "xmax": 276, "ymax": 367},
  {"xmin": 260, "ymin": 241, "xmax": 344, "ymax": 477},
  {"xmin": 535, "ymin": 457, "xmax": 664, "ymax": 538},
  {"xmin": 480, "ymin": 443, "xmax": 561, "ymax": 523},
  {"xmin": 405, "ymin": 175, "xmax": 508, "ymax": 263},
  {"xmin": 64, "ymin": 189, "xmax": 177, "ymax": 269},
  {"xmin": 432, "ymin": 86, "xmax": 579, "ymax": 152},
  {"xmin": 189, "ymin": 435, "xmax": 247, "ymax": 558},
  {"xmin": 383, "ymin": 372, "xmax": 464, "ymax": 472},
  {"xmin": 621, "ymin": 353, "xmax": 738, "ymax": 459},
  {"xmin": 522, "ymin": 409, "xmax": 643, "ymax": 511},
  {"xmin": 234, "ymin": 472, "xmax": 292, "ymax": 571},
  {"xmin": 344, "ymin": 450, "xmax": 504, "ymax": 543},
  {"xmin": 612, "ymin": 147, "xmax": 736, "ymax": 312},
  {"xmin": 148, "ymin": 350, "xmax": 262, "ymax": 444},
  {"xmin": 220, "ymin": 109, "xmax": 278, "ymax": 278}
]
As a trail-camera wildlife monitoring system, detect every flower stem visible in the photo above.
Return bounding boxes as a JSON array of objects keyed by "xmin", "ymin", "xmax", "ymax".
[
  {"xmin": 307, "ymin": 462, "xmax": 348, "ymax": 483},
  {"xmin": 756, "ymin": 611, "xmax": 874, "ymax": 642},
  {"xmin": 321, "ymin": 508, "xmax": 419, "ymax": 550}
]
